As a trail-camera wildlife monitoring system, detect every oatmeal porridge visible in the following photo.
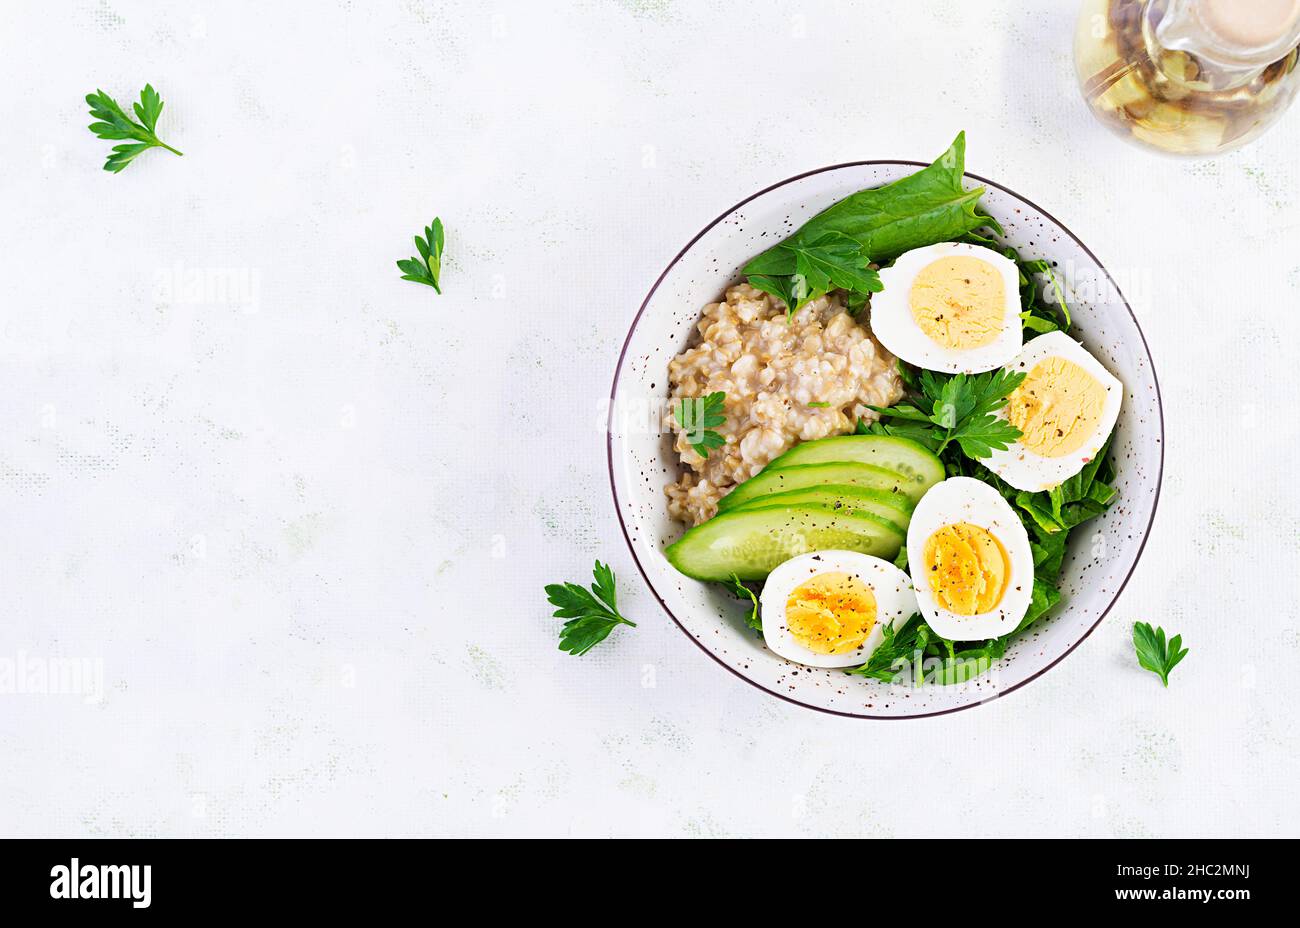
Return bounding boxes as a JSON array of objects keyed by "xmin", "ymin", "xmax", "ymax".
[{"xmin": 666, "ymin": 283, "xmax": 904, "ymax": 525}]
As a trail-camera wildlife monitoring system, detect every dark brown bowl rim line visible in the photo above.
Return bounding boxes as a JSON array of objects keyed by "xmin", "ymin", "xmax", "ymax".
[{"xmin": 605, "ymin": 159, "xmax": 1165, "ymax": 721}]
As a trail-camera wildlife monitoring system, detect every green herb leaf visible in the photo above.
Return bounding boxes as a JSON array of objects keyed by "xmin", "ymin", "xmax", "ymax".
[
  {"xmin": 85, "ymin": 84, "xmax": 182, "ymax": 172},
  {"xmin": 545, "ymin": 560, "xmax": 636, "ymax": 656},
  {"xmin": 792, "ymin": 233, "xmax": 883, "ymax": 294},
  {"xmin": 1020, "ymin": 311, "xmax": 1060, "ymax": 334},
  {"xmin": 721, "ymin": 574, "xmax": 762, "ymax": 632},
  {"xmin": 966, "ymin": 366, "xmax": 1027, "ymax": 417},
  {"xmin": 872, "ymin": 367, "xmax": 1025, "ymax": 460},
  {"xmin": 857, "ymin": 416, "xmax": 944, "ymax": 452},
  {"xmin": 1025, "ymin": 259, "xmax": 1072, "ymax": 330},
  {"xmin": 1133, "ymin": 622, "xmax": 1188, "ymax": 687},
  {"xmin": 677, "ymin": 391, "xmax": 727, "ymax": 459},
  {"xmin": 746, "ymin": 274, "xmax": 802, "ymax": 312},
  {"xmin": 1029, "ymin": 528, "xmax": 1069, "ymax": 586},
  {"xmin": 398, "ymin": 217, "xmax": 445, "ymax": 293},
  {"xmin": 933, "ymin": 636, "xmax": 1007, "ymax": 685},
  {"xmin": 134, "ymin": 83, "xmax": 163, "ymax": 132},
  {"xmin": 895, "ymin": 359, "xmax": 923, "ymax": 392},
  {"xmin": 951, "ymin": 414, "xmax": 1024, "ymax": 459},
  {"xmin": 866, "ymin": 403, "xmax": 932, "ymax": 423},
  {"xmin": 845, "ymin": 290, "xmax": 872, "ymax": 316},
  {"xmin": 748, "ymin": 233, "xmax": 882, "ymax": 316}
]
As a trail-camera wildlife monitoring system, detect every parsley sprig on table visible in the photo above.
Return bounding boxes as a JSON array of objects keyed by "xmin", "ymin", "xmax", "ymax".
[
  {"xmin": 85, "ymin": 84, "xmax": 182, "ymax": 173},
  {"xmin": 677, "ymin": 391, "xmax": 726, "ymax": 459},
  {"xmin": 397, "ymin": 218, "xmax": 445, "ymax": 293},
  {"xmin": 865, "ymin": 365, "xmax": 1025, "ymax": 459},
  {"xmin": 1133, "ymin": 622, "xmax": 1189, "ymax": 687},
  {"xmin": 545, "ymin": 561, "xmax": 636, "ymax": 656}
]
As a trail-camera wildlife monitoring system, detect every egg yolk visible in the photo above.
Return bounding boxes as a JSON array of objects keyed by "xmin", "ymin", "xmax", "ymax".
[
  {"xmin": 785, "ymin": 572, "xmax": 878, "ymax": 655},
  {"xmin": 909, "ymin": 256, "xmax": 1006, "ymax": 351},
  {"xmin": 923, "ymin": 523, "xmax": 1010, "ymax": 615},
  {"xmin": 1004, "ymin": 356, "xmax": 1107, "ymax": 457}
]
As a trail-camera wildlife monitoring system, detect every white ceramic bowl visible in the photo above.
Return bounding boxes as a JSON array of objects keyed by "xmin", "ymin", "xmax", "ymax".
[{"xmin": 607, "ymin": 162, "xmax": 1163, "ymax": 718}]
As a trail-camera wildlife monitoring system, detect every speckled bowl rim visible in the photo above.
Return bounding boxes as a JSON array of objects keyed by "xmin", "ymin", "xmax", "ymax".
[{"xmin": 607, "ymin": 160, "xmax": 1164, "ymax": 719}]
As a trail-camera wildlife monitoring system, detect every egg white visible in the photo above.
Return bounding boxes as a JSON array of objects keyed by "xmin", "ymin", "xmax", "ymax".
[
  {"xmin": 905, "ymin": 477, "xmax": 1033, "ymax": 640},
  {"xmin": 759, "ymin": 551, "xmax": 916, "ymax": 668},
  {"xmin": 870, "ymin": 242, "xmax": 1022, "ymax": 374},
  {"xmin": 983, "ymin": 331, "xmax": 1123, "ymax": 492}
]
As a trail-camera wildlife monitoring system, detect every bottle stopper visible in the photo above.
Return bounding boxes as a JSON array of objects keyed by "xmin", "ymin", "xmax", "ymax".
[{"xmin": 1199, "ymin": 0, "xmax": 1300, "ymax": 50}]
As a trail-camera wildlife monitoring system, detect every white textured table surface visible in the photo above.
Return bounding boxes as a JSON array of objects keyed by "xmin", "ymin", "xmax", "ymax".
[{"xmin": 2, "ymin": 0, "xmax": 1297, "ymax": 838}]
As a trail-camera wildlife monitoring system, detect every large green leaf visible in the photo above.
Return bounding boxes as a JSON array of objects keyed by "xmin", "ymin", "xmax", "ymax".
[{"xmin": 743, "ymin": 132, "xmax": 1000, "ymax": 280}]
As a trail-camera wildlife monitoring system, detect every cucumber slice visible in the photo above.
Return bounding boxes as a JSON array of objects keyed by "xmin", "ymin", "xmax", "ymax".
[
  {"xmin": 729, "ymin": 484, "xmax": 913, "ymax": 533},
  {"xmin": 664, "ymin": 504, "xmax": 904, "ymax": 581},
  {"xmin": 719, "ymin": 461, "xmax": 916, "ymax": 511},
  {"xmin": 763, "ymin": 435, "xmax": 944, "ymax": 498}
]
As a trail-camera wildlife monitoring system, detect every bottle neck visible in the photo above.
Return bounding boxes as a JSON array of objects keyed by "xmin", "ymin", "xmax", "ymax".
[{"xmin": 1154, "ymin": 0, "xmax": 1300, "ymax": 78}]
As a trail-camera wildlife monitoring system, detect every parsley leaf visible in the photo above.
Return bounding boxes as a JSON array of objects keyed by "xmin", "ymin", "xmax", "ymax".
[
  {"xmin": 870, "ymin": 367, "xmax": 1025, "ymax": 460},
  {"xmin": 788, "ymin": 233, "xmax": 882, "ymax": 298},
  {"xmin": 545, "ymin": 560, "xmax": 636, "ymax": 656},
  {"xmin": 951, "ymin": 413, "xmax": 1023, "ymax": 459},
  {"xmin": 397, "ymin": 218, "xmax": 445, "ymax": 293},
  {"xmin": 857, "ymin": 415, "xmax": 943, "ymax": 451},
  {"xmin": 721, "ymin": 574, "xmax": 762, "ymax": 632},
  {"xmin": 748, "ymin": 232, "xmax": 882, "ymax": 317},
  {"xmin": 1133, "ymin": 622, "xmax": 1188, "ymax": 687},
  {"xmin": 85, "ymin": 84, "xmax": 183, "ymax": 173},
  {"xmin": 677, "ymin": 391, "xmax": 727, "ymax": 459}
]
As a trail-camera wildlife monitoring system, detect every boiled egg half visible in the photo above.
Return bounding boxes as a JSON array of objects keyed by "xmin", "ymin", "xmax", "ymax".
[
  {"xmin": 759, "ymin": 551, "xmax": 916, "ymax": 668},
  {"xmin": 906, "ymin": 477, "xmax": 1033, "ymax": 640},
  {"xmin": 870, "ymin": 242, "xmax": 1022, "ymax": 373},
  {"xmin": 983, "ymin": 331, "xmax": 1123, "ymax": 492}
]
